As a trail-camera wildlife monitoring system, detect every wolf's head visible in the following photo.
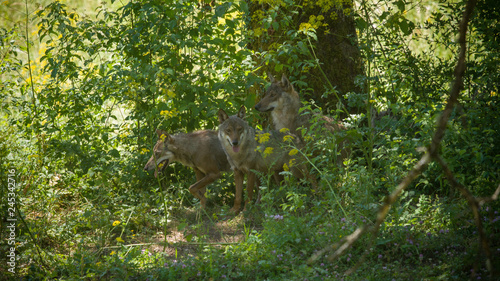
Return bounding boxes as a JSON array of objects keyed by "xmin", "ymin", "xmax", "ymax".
[
  {"xmin": 218, "ymin": 106, "xmax": 248, "ymax": 154},
  {"xmin": 144, "ymin": 129, "xmax": 176, "ymax": 177},
  {"xmin": 254, "ymin": 73, "xmax": 300, "ymax": 113}
]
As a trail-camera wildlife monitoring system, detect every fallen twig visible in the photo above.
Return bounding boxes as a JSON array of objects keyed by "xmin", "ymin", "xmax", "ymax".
[{"xmin": 101, "ymin": 241, "xmax": 240, "ymax": 250}]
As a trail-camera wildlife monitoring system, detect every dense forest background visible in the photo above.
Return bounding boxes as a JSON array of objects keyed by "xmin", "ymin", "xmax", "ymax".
[{"xmin": 1, "ymin": 0, "xmax": 499, "ymax": 279}]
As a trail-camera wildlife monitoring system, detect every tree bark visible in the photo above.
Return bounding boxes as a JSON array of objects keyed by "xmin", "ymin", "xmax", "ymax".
[{"xmin": 247, "ymin": 0, "xmax": 365, "ymax": 115}]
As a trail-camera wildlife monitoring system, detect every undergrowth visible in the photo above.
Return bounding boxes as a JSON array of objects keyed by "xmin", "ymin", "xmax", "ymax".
[{"xmin": 1, "ymin": 0, "xmax": 499, "ymax": 280}]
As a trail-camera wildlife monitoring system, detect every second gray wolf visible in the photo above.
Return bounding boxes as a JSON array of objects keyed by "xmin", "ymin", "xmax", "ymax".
[
  {"xmin": 144, "ymin": 129, "xmax": 231, "ymax": 209},
  {"xmin": 254, "ymin": 73, "xmax": 349, "ymax": 165}
]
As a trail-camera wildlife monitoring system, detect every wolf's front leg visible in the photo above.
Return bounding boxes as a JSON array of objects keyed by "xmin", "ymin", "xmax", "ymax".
[
  {"xmin": 230, "ymin": 169, "xmax": 244, "ymax": 214},
  {"xmin": 189, "ymin": 169, "xmax": 220, "ymax": 209},
  {"xmin": 243, "ymin": 172, "xmax": 257, "ymax": 211}
]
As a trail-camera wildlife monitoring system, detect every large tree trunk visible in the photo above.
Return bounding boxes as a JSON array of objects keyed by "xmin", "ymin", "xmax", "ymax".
[
  {"xmin": 308, "ymin": 4, "xmax": 365, "ymax": 113},
  {"xmin": 247, "ymin": 0, "xmax": 365, "ymax": 115}
]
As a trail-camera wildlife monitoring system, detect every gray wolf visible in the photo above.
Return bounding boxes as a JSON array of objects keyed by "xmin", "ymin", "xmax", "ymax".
[
  {"xmin": 218, "ymin": 106, "xmax": 306, "ymax": 213},
  {"xmin": 254, "ymin": 73, "xmax": 349, "ymax": 165},
  {"xmin": 144, "ymin": 129, "xmax": 231, "ymax": 208}
]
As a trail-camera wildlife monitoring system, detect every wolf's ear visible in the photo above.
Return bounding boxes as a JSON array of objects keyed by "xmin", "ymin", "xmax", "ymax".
[
  {"xmin": 156, "ymin": 129, "xmax": 167, "ymax": 137},
  {"xmin": 267, "ymin": 71, "xmax": 276, "ymax": 83},
  {"xmin": 218, "ymin": 109, "xmax": 229, "ymax": 124},
  {"xmin": 237, "ymin": 105, "xmax": 246, "ymax": 119},
  {"xmin": 281, "ymin": 74, "xmax": 291, "ymax": 90},
  {"xmin": 156, "ymin": 129, "xmax": 171, "ymax": 143},
  {"xmin": 166, "ymin": 134, "xmax": 175, "ymax": 144}
]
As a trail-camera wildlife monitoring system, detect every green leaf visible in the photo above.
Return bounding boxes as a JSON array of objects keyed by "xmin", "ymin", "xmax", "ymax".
[
  {"xmin": 395, "ymin": 0, "xmax": 405, "ymax": 12},
  {"xmin": 109, "ymin": 149, "xmax": 120, "ymax": 158},
  {"xmin": 398, "ymin": 18, "xmax": 414, "ymax": 35},
  {"xmin": 356, "ymin": 18, "xmax": 368, "ymax": 31},
  {"xmin": 177, "ymin": 222, "xmax": 187, "ymax": 231},
  {"xmin": 272, "ymin": 21, "xmax": 279, "ymax": 31},
  {"xmin": 215, "ymin": 4, "xmax": 227, "ymax": 18}
]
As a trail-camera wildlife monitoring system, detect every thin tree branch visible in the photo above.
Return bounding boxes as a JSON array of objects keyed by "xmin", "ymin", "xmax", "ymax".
[
  {"xmin": 308, "ymin": 0, "xmax": 481, "ymax": 276},
  {"xmin": 477, "ymin": 184, "xmax": 500, "ymax": 205},
  {"xmin": 435, "ymin": 154, "xmax": 493, "ymax": 277}
]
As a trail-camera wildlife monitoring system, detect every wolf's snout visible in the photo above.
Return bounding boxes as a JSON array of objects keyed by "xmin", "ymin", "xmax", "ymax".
[
  {"xmin": 231, "ymin": 141, "xmax": 240, "ymax": 153},
  {"xmin": 255, "ymin": 103, "xmax": 274, "ymax": 112}
]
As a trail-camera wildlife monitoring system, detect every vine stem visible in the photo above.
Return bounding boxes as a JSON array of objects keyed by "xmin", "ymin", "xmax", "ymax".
[
  {"xmin": 305, "ymin": 34, "xmax": 348, "ymax": 116},
  {"xmin": 16, "ymin": 207, "xmax": 50, "ymax": 269},
  {"xmin": 25, "ymin": 0, "xmax": 37, "ymax": 118},
  {"xmin": 15, "ymin": 0, "xmax": 50, "ymax": 270},
  {"xmin": 286, "ymin": 142, "xmax": 348, "ymax": 219}
]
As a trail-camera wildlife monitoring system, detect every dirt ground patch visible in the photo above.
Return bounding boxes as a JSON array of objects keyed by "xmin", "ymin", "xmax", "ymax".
[{"xmin": 139, "ymin": 207, "xmax": 253, "ymax": 260}]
